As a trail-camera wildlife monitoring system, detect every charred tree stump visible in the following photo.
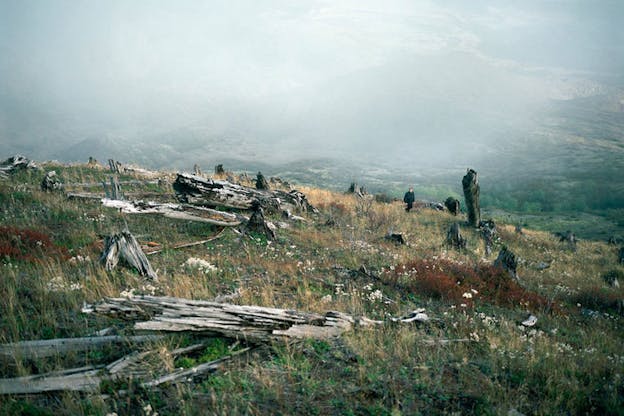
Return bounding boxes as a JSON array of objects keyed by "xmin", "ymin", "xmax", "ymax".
[
  {"xmin": 100, "ymin": 230, "xmax": 158, "ymax": 280},
  {"xmin": 245, "ymin": 200, "xmax": 276, "ymax": 240},
  {"xmin": 480, "ymin": 220, "xmax": 497, "ymax": 257},
  {"xmin": 462, "ymin": 168, "xmax": 480, "ymax": 227},
  {"xmin": 446, "ymin": 223, "xmax": 466, "ymax": 249},
  {"xmin": 444, "ymin": 197, "xmax": 460, "ymax": 216},
  {"xmin": 555, "ymin": 231, "xmax": 577, "ymax": 251},
  {"xmin": 494, "ymin": 246, "xmax": 518, "ymax": 280},
  {"xmin": 41, "ymin": 171, "xmax": 63, "ymax": 192},
  {"xmin": 173, "ymin": 173, "xmax": 317, "ymax": 214},
  {"xmin": 214, "ymin": 164, "xmax": 225, "ymax": 175},
  {"xmin": 256, "ymin": 172, "xmax": 269, "ymax": 190}
]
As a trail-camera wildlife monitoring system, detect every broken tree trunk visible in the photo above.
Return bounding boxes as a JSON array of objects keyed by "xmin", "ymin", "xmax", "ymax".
[
  {"xmin": 494, "ymin": 246, "xmax": 519, "ymax": 280},
  {"xmin": 214, "ymin": 164, "xmax": 225, "ymax": 175},
  {"xmin": 101, "ymin": 199, "xmax": 245, "ymax": 227},
  {"xmin": 193, "ymin": 164, "xmax": 202, "ymax": 176},
  {"xmin": 245, "ymin": 200, "xmax": 276, "ymax": 240},
  {"xmin": 101, "ymin": 231, "xmax": 158, "ymax": 280},
  {"xmin": 462, "ymin": 168, "xmax": 480, "ymax": 227},
  {"xmin": 89, "ymin": 296, "xmax": 430, "ymax": 344},
  {"xmin": 41, "ymin": 171, "xmax": 63, "ymax": 192},
  {"xmin": 446, "ymin": 222, "xmax": 466, "ymax": 249},
  {"xmin": 173, "ymin": 173, "xmax": 317, "ymax": 214},
  {"xmin": 103, "ymin": 176, "xmax": 123, "ymax": 200},
  {"xmin": 444, "ymin": 197, "xmax": 460, "ymax": 216}
]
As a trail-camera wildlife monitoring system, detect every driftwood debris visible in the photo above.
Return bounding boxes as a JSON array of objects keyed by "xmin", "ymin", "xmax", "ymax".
[
  {"xmin": 462, "ymin": 168, "xmax": 480, "ymax": 227},
  {"xmin": 101, "ymin": 231, "xmax": 158, "ymax": 280},
  {"xmin": 173, "ymin": 173, "xmax": 317, "ymax": 214},
  {"xmin": 494, "ymin": 246, "xmax": 519, "ymax": 280},
  {"xmin": 89, "ymin": 296, "xmax": 430, "ymax": 343},
  {"xmin": 444, "ymin": 197, "xmax": 460, "ymax": 216},
  {"xmin": 41, "ymin": 171, "xmax": 63, "ymax": 192},
  {"xmin": 446, "ymin": 223, "xmax": 466, "ymax": 250},
  {"xmin": 0, "ymin": 155, "xmax": 38, "ymax": 178},
  {"xmin": 101, "ymin": 199, "xmax": 245, "ymax": 227}
]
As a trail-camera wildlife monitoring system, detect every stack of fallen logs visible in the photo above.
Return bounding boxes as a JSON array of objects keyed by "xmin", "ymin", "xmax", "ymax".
[{"xmin": 0, "ymin": 296, "xmax": 433, "ymax": 395}]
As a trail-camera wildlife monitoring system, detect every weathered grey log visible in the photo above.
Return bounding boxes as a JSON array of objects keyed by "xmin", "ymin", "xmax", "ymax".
[
  {"xmin": 256, "ymin": 171, "xmax": 269, "ymax": 190},
  {"xmin": 173, "ymin": 173, "xmax": 317, "ymax": 214},
  {"xmin": 0, "ymin": 155, "xmax": 38, "ymax": 178},
  {"xmin": 89, "ymin": 296, "xmax": 429, "ymax": 343},
  {"xmin": 41, "ymin": 171, "xmax": 63, "ymax": 192},
  {"xmin": 101, "ymin": 230, "xmax": 158, "ymax": 280},
  {"xmin": 446, "ymin": 222, "xmax": 466, "ymax": 249},
  {"xmin": 462, "ymin": 168, "xmax": 480, "ymax": 227},
  {"xmin": 101, "ymin": 199, "xmax": 245, "ymax": 227},
  {"xmin": 494, "ymin": 246, "xmax": 518, "ymax": 280},
  {"xmin": 444, "ymin": 197, "xmax": 460, "ymax": 216},
  {"xmin": 0, "ymin": 335, "xmax": 162, "ymax": 360},
  {"xmin": 245, "ymin": 200, "xmax": 276, "ymax": 240},
  {"xmin": 0, "ymin": 365, "xmax": 105, "ymax": 394},
  {"xmin": 480, "ymin": 219, "xmax": 497, "ymax": 256}
]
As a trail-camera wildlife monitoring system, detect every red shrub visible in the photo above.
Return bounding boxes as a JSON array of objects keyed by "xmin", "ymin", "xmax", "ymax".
[
  {"xmin": 385, "ymin": 259, "xmax": 552, "ymax": 311},
  {"xmin": 0, "ymin": 226, "xmax": 69, "ymax": 263}
]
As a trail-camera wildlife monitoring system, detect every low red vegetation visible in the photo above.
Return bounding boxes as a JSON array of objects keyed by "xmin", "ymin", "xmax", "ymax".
[
  {"xmin": 571, "ymin": 287, "xmax": 624, "ymax": 316},
  {"xmin": 0, "ymin": 226, "xmax": 69, "ymax": 263},
  {"xmin": 384, "ymin": 258, "xmax": 553, "ymax": 311}
]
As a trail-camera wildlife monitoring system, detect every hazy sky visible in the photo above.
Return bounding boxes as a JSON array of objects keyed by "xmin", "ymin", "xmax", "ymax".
[{"xmin": 0, "ymin": 0, "xmax": 622, "ymax": 164}]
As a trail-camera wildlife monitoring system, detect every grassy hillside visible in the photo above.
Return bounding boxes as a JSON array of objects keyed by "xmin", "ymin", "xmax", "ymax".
[{"xmin": 0, "ymin": 162, "xmax": 623, "ymax": 415}]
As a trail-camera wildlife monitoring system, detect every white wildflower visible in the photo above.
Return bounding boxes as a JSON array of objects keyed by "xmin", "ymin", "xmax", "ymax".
[
  {"xmin": 462, "ymin": 292, "xmax": 473, "ymax": 299},
  {"xmin": 182, "ymin": 257, "xmax": 218, "ymax": 274}
]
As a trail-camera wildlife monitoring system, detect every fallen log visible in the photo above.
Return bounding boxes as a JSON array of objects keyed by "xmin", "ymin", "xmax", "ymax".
[
  {"xmin": 101, "ymin": 199, "xmax": 245, "ymax": 227},
  {"xmin": 0, "ymin": 335, "xmax": 163, "ymax": 360},
  {"xmin": 173, "ymin": 173, "xmax": 317, "ymax": 214},
  {"xmin": 0, "ymin": 155, "xmax": 38, "ymax": 178},
  {"xmin": 88, "ymin": 296, "xmax": 428, "ymax": 343}
]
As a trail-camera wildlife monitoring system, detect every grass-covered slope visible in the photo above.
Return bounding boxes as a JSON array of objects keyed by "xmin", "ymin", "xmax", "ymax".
[{"xmin": 0, "ymin": 162, "xmax": 622, "ymax": 415}]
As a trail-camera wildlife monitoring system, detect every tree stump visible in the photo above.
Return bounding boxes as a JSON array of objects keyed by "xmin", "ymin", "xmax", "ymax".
[
  {"xmin": 444, "ymin": 197, "xmax": 460, "ymax": 215},
  {"xmin": 245, "ymin": 200, "xmax": 275, "ymax": 240},
  {"xmin": 108, "ymin": 159, "xmax": 122, "ymax": 174},
  {"xmin": 103, "ymin": 176, "xmax": 123, "ymax": 200},
  {"xmin": 41, "ymin": 171, "xmax": 63, "ymax": 192},
  {"xmin": 494, "ymin": 247, "xmax": 518, "ymax": 280},
  {"xmin": 555, "ymin": 231, "xmax": 577, "ymax": 251},
  {"xmin": 193, "ymin": 164, "xmax": 202, "ymax": 176},
  {"xmin": 347, "ymin": 183, "xmax": 366, "ymax": 198},
  {"xmin": 462, "ymin": 168, "xmax": 480, "ymax": 227},
  {"xmin": 87, "ymin": 156, "xmax": 99, "ymax": 168},
  {"xmin": 100, "ymin": 230, "xmax": 157, "ymax": 280},
  {"xmin": 446, "ymin": 223, "xmax": 466, "ymax": 249},
  {"xmin": 385, "ymin": 233, "xmax": 406, "ymax": 245},
  {"xmin": 480, "ymin": 220, "xmax": 497, "ymax": 257},
  {"xmin": 256, "ymin": 172, "xmax": 269, "ymax": 190},
  {"xmin": 214, "ymin": 164, "xmax": 225, "ymax": 175},
  {"xmin": 619, "ymin": 247, "xmax": 624, "ymax": 265}
]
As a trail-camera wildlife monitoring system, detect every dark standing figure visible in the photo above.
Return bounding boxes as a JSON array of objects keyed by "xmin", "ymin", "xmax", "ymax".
[{"xmin": 403, "ymin": 187, "xmax": 415, "ymax": 212}]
